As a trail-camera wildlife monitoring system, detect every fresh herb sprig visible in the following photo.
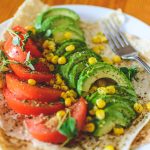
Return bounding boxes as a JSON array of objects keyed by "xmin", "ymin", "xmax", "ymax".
[{"xmin": 120, "ymin": 67, "xmax": 138, "ymax": 80}]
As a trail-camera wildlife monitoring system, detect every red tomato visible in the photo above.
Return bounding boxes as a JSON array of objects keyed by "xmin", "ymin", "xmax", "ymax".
[
  {"xmin": 10, "ymin": 63, "xmax": 54, "ymax": 82},
  {"xmin": 34, "ymin": 62, "xmax": 49, "ymax": 73},
  {"xmin": 3, "ymin": 88, "xmax": 64, "ymax": 116},
  {"xmin": 4, "ymin": 26, "xmax": 42, "ymax": 63},
  {"xmin": 6, "ymin": 73, "xmax": 62, "ymax": 102},
  {"xmin": 71, "ymin": 97, "xmax": 87, "ymax": 130},
  {"xmin": 26, "ymin": 97, "xmax": 87, "ymax": 144}
]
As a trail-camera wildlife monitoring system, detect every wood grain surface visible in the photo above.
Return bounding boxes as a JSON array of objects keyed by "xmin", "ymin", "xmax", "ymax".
[{"xmin": 0, "ymin": 0, "xmax": 150, "ymax": 25}]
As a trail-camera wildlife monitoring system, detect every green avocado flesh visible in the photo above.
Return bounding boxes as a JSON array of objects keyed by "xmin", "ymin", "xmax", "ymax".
[{"xmin": 34, "ymin": 8, "xmax": 138, "ymax": 138}]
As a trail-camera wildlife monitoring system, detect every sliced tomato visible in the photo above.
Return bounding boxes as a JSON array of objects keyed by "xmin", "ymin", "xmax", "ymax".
[
  {"xmin": 71, "ymin": 97, "xmax": 87, "ymax": 130},
  {"xmin": 10, "ymin": 63, "xmax": 54, "ymax": 82},
  {"xmin": 3, "ymin": 88, "xmax": 64, "ymax": 116},
  {"xmin": 6, "ymin": 73, "xmax": 62, "ymax": 102},
  {"xmin": 26, "ymin": 97, "xmax": 87, "ymax": 144},
  {"xmin": 34, "ymin": 62, "xmax": 49, "ymax": 73},
  {"xmin": 4, "ymin": 26, "xmax": 42, "ymax": 63}
]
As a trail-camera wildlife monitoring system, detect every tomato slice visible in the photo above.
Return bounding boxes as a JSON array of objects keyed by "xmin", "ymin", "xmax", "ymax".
[
  {"xmin": 71, "ymin": 97, "xmax": 87, "ymax": 131},
  {"xmin": 6, "ymin": 73, "xmax": 62, "ymax": 102},
  {"xmin": 34, "ymin": 62, "xmax": 49, "ymax": 73},
  {"xmin": 4, "ymin": 26, "xmax": 42, "ymax": 63},
  {"xmin": 10, "ymin": 63, "xmax": 54, "ymax": 82},
  {"xmin": 3, "ymin": 88, "xmax": 64, "ymax": 116},
  {"xmin": 26, "ymin": 97, "xmax": 87, "ymax": 144}
]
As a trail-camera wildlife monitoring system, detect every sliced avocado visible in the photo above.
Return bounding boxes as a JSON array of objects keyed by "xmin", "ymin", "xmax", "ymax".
[
  {"xmin": 52, "ymin": 26, "xmax": 85, "ymax": 43},
  {"xmin": 77, "ymin": 62, "xmax": 133, "ymax": 95},
  {"xmin": 35, "ymin": 8, "xmax": 80, "ymax": 29},
  {"xmin": 41, "ymin": 15, "xmax": 77, "ymax": 31},
  {"xmin": 55, "ymin": 39, "xmax": 86, "ymax": 56},
  {"xmin": 69, "ymin": 61, "xmax": 88, "ymax": 88},
  {"xmin": 58, "ymin": 50, "xmax": 101, "ymax": 80},
  {"xmin": 94, "ymin": 109, "xmax": 129, "ymax": 136}
]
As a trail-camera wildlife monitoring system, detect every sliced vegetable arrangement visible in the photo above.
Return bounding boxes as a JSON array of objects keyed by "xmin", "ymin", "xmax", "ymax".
[{"xmin": 0, "ymin": 7, "xmax": 141, "ymax": 148}]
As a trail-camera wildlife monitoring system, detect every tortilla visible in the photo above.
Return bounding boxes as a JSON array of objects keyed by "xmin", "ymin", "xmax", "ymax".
[{"xmin": 0, "ymin": 0, "xmax": 150, "ymax": 149}]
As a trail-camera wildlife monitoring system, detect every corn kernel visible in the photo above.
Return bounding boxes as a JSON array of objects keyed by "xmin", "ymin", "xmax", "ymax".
[
  {"xmin": 83, "ymin": 123, "xmax": 95, "ymax": 132},
  {"xmin": 102, "ymin": 57, "xmax": 113, "ymax": 64},
  {"xmin": 92, "ymin": 35, "xmax": 102, "ymax": 44},
  {"xmin": 58, "ymin": 56, "xmax": 67, "ymax": 65},
  {"xmin": 49, "ymin": 79, "xmax": 55, "ymax": 86},
  {"xmin": 106, "ymin": 86, "xmax": 116, "ymax": 94},
  {"xmin": 97, "ymin": 87, "xmax": 108, "ymax": 94},
  {"xmin": 53, "ymin": 84, "xmax": 60, "ymax": 89},
  {"xmin": 103, "ymin": 145, "xmax": 115, "ymax": 150},
  {"xmin": 65, "ymin": 44, "xmax": 75, "ymax": 52},
  {"xmin": 48, "ymin": 64, "xmax": 55, "ymax": 71},
  {"xmin": 56, "ymin": 110, "xmax": 66, "ymax": 119},
  {"xmin": 86, "ymin": 116, "xmax": 92, "ymax": 122},
  {"xmin": 39, "ymin": 58, "xmax": 46, "ymax": 63},
  {"xmin": 113, "ymin": 127, "xmax": 124, "ymax": 135},
  {"xmin": 51, "ymin": 55, "xmax": 59, "ymax": 64},
  {"xmin": 134, "ymin": 103, "xmax": 143, "ymax": 113},
  {"xmin": 96, "ymin": 109, "xmax": 105, "ymax": 120},
  {"xmin": 46, "ymin": 53, "xmax": 54, "ymax": 62},
  {"xmin": 92, "ymin": 45, "xmax": 105, "ymax": 54},
  {"xmin": 48, "ymin": 41, "xmax": 56, "ymax": 51},
  {"xmin": 96, "ymin": 99, "xmax": 106, "ymax": 109},
  {"xmin": 65, "ymin": 98, "xmax": 72, "ymax": 107},
  {"xmin": 88, "ymin": 57, "xmax": 97, "ymax": 65},
  {"xmin": 146, "ymin": 102, "xmax": 150, "ymax": 111},
  {"xmin": 56, "ymin": 76, "xmax": 63, "ymax": 85},
  {"xmin": 61, "ymin": 92, "xmax": 67, "ymax": 99},
  {"xmin": 25, "ymin": 25, "xmax": 36, "ymax": 34},
  {"xmin": 66, "ymin": 90, "xmax": 77, "ymax": 98},
  {"xmin": 64, "ymin": 32, "xmax": 72, "ymax": 39},
  {"xmin": 42, "ymin": 49, "xmax": 49, "ymax": 56},
  {"xmin": 89, "ymin": 109, "xmax": 95, "ymax": 115},
  {"xmin": 43, "ymin": 40, "xmax": 49, "ymax": 48},
  {"xmin": 28, "ymin": 79, "xmax": 36, "ymax": 86},
  {"xmin": 100, "ymin": 36, "xmax": 107, "ymax": 43},
  {"xmin": 61, "ymin": 85, "xmax": 68, "ymax": 91},
  {"xmin": 112, "ymin": 55, "xmax": 122, "ymax": 64}
]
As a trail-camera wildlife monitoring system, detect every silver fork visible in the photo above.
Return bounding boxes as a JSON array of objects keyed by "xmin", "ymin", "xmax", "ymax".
[{"xmin": 102, "ymin": 17, "xmax": 150, "ymax": 74}]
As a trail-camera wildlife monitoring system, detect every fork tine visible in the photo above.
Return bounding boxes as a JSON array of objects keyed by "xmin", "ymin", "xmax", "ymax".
[
  {"xmin": 111, "ymin": 17, "xmax": 129, "ymax": 46},
  {"xmin": 103, "ymin": 20, "xmax": 121, "ymax": 49}
]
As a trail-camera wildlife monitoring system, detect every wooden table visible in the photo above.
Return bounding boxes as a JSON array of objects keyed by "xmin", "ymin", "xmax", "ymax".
[{"xmin": 0, "ymin": 0, "xmax": 150, "ymax": 25}]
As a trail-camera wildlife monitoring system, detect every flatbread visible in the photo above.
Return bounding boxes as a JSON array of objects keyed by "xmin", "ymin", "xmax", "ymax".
[{"xmin": 0, "ymin": 0, "xmax": 150, "ymax": 150}]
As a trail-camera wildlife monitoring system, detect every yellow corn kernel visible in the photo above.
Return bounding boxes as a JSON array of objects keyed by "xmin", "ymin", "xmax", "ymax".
[
  {"xmin": 96, "ymin": 109, "xmax": 105, "ymax": 120},
  {"xmin": 56, "ymin": 110, "xmax": 66, "ymax": 119},
  {"xmin": 48, "ymin": 41, "xmax": 56, "ymax": 52},
  {"xmin": 97, "ymin": 87, "xmax": 108, "ymax": 94},
  {"xmin": 49, "ymin": 79, "xmax": 55, "ymax": 86},
  {"xmin": 46, "ymin": 53, "xmax": 54, "ymax": 62},
  {"xmin": 42, "ymin": 40, "xmax": 49, "ymax": 48},
  {"xmin": 146, "ymin": 102, "xmax": 150, "ymax": 111},
  {"xmin": 106, "ymin": 86, "xmax": 116, "ymax": 94},
  {"xmin": 88, "ymin": 57, "xmax": 97, "ymax": 65},
  {"xmin": 61, "ymin": 85, "xmax": 69, "ymax": 91},
  {"xmin": 112, "ymin": 55, "xmax": 122, "ymax": 64},
  {"xmin": 42, "ymin": 49, "xmax": 49, "ymax": 56},
  {"xmin": 89, "ymin": 109, "xmax": 95, "ymax": 115},
  {"xmin": 134, "ymin": 103, "xmax": 143, "ymax": 113},
  {"xmin": 65, "ymin": 44, "xmax": 75, "ymax": 52},
  {"xmin": 25, "ymin": 25, "xmax": 36, "ymax": 34},
  {"xmin": 86, "ymin": 116, "xmax": 92, "ymax": 122},
  {"xmin": 102, "ymin": 57, "xmax": 113, "ymax": 64},
  {"xmin": 28, "ymin": 79, "xmax": 36, "ymax": 86},
  {"xmin": 83, "ymin": 123, "xmax": 95, "ymax": 133},
  {"xmin": 66, "ymin": 90, "xmax": 77, "ymax": 98},
  {"xmin": 53, "ymin": 84, "xmax": 60, "ymax": 89},
  {"xmin": 58, "ymin": 56, "xmax": 67, "ymax": 65},
  {"xmin": 51, "ymin": 55, "xmax": 59, "ymax": 64},
  {"xmin": 103, "ymin": 145, "xmax": 115, "ymax": 150},
  {"xmin": 92, "ymin": 35, "xmax": 102, "ymax": 44},
  {"xmin": 113, "ymin": 127, "xmax": 124, "ymax": 136},
  {"xmin": 48, "ymin": 64, "xmax": 55, "ymax": 72},
  {"xmin": 61, "ymin": 92, "xmax": 67, "ymax": 99},
  {"xmin": 92, "ymin": 45, "xmax": 105, "ymax": 54},
  {"xmin": 96, "ymin": 99, "xmax": 106, "ymax": 109},
  {"xmin": 100, "ymin": 36, "xmax": 107, "ymax": 43},
  {"xmin": 39, "ymin": 58, "xmax": 46, "ymax": 63},
  {"xmin": 64, "ymin": 32, "xmax": 72, "ymax": 39},
  {"xmin": 65, "ymin": 98, "xmax": 72, "ymax": 107},
  {"xmin": 56, "ymin": 76, "xmax": 63, "ymax": 85}
]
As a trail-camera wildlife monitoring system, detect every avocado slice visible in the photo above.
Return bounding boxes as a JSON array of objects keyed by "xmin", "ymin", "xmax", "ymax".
[
  {"xmin": 41, "ymin": 15, "xmax": 78, "ymax": 31},
  {"xmin": 58, "ymin": 50, "xmax": 101, "ymax": 80},
  {"xmin": 35, "ymin": 8, "xmax": 80, "ymax": 29},
  {"xmin": 77, "ymin": 62, "xmax": 133, "ymax": 95},
  {"xmin": 55, "ymin": 39, "xmax": 86, "ymax": 56},
  {"xmin": 69, "ymin": 61, "xmax": 88, "ymax": 88},
  {"xmin": 52, "ymin": 26, "xmax": 85, "ymax": 43}
]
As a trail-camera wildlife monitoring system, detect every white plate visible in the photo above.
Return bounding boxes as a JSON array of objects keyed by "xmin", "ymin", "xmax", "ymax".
[{"xmin": 0, "ymin": 4, "xmax": 150, "ymax": 150}]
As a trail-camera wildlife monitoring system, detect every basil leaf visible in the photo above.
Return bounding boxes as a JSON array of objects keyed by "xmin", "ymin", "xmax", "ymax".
[
  {"xmin": 59, "ymin": 117, "xmax": 77, "ymax": 140},
  {"xmin": 120, "ymin": 67, "xmax": 137, "ymax": 80},
  {"xmin": 12, "ymin": 36, "xmax": 20, "ymax": 46}
]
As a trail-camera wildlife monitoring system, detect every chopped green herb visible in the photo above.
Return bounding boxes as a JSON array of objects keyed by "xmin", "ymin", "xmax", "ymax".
[{"xmin": 120, "ymin": 67, "xmax": 138, "ymax": 80}]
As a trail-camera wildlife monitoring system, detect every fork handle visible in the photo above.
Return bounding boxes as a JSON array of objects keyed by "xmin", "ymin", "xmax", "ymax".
[{"xmin": 133, "ymin": 55, "xmax": 150, "ymax": 74}]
